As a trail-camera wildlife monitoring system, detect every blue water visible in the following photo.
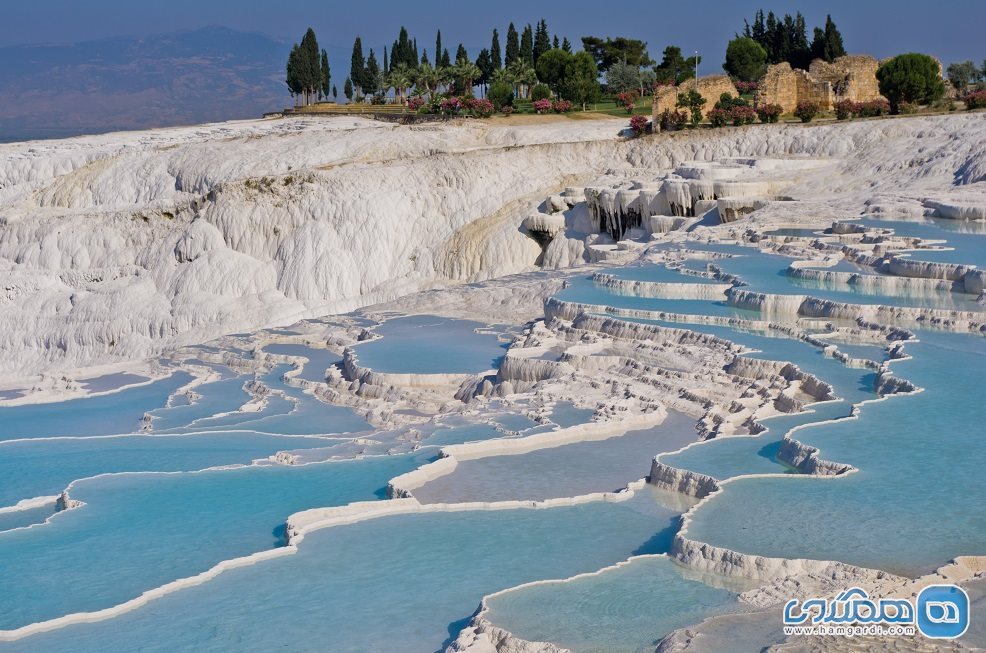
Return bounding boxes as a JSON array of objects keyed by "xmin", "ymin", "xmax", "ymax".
[
  {"xmin": 687, "ymin": 332, "xmax": 986, "ymax": 576},
  {"xmin": 0, "ymin": 374, "xmax": 191, "ymax": 441},
  {"xmin": 262, "ymin": 343, "xmax": 341, "ymax": 383},
  {"xmin": 0, "ymin": 431, "xmax": 339, "ymax": 508},
  {"xmin": 3, "ymin": 491, "xmax": 679, "ymax": 653},
  {"xmin": 549, "ymin": 401, "xmax": 597, "ymax": 428},
  {"xmin": 353, "ymin": 315, "xmax": 509, "ymax": 374},
  {"xmin": 486, "ymin": 556, "xmax": 741, "ymax": 653},
  {"xmin": 603, "ymin": 264, "xmax": 719, "ymax": 283},
  {"xmin": 0, "ymin": 451, "xmax": 428, "ymax": 630}
]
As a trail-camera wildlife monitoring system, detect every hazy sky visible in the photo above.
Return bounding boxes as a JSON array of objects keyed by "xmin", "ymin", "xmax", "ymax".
[{"xmin": 4, "ymin": 0, "xmax": 985, "ymax": 68}]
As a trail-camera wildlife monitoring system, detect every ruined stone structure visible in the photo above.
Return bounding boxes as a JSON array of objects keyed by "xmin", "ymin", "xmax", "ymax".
[
  {"xmin": 653, "ymin": 75, "xmax": 738, "ymax": 120},
  {"xmin": 756, "ymin": 55, "xmax": 886, "ymax": 114}
]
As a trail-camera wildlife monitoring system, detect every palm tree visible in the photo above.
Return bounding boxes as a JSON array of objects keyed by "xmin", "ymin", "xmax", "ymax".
[
  {"xmin": 414, "ymin": 63, "xmax": 437, "ymax": 97},
  {"xmin": 508, "ymin": 60, "xmax": 537, "ymax": 99},
  {"xmin": 491, "ymin": 68, "xmax": 513, "ymax": 86},
  {"xmin": 436, "ymin": 65, "xmax": 453, "ymax": 94},
  {"xmin": 388, "ymin": 64, "xmax": 413, "ymax": 105},
  {"xmin": 453, "ymin": 60, "xmax": 482, "ymax": 95}
]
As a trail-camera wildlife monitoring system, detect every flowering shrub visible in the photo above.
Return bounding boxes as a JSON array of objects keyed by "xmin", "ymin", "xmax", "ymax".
[
  {"xmin": 617, "ymin": 90, "xmax": 640, "ymax": 114},
  {"xmin": 730, "ymin": 105, "xmax": 758, "ymax": 126},
  {"xmin": 755, "ymin": 103, "xmax": 782, "ymax": 123},
  {"xmin": 708, "ymin": 108, "xmax": 731, "ymax": 128},
  {"xmin": 439, "ymin": 96, "xmax": 464, "ymax": 115},
  {"xmin": 629, "ymin": 114, "xmax": 649, "ymax": 136},
  {"xmin": 964, "ymin": 90, "xmax": 986, "ymax": 110},
  {"xmin": 794, "ymin": 101, "xmax": 819, "ymax": 123},
  {"xmin": 833, "ymin": 99, "xmax": 859, "ymax": 120},
  {"xmin": 552, "ymin": 99, "xmax": 573, "ymax": 113},
  {"xmin": 658, "ymin": 108, "xmax": 687, "ymax": 131},
  {"xmin": 407, "ymin": 97, "xmax": 425, "ymax": 111},
  {"xmin": 533, "ymin": 98, "xmax": 553, "ymax": 114},
  {"xmin": 500, "ymin": 105, "xmax": 515, "ymax": 116},
  {"xmin": 470, "ymin": 98, "xmax": 495, "ymax": 118},
  {"xmin": 857, "ymin": 99, "xmax": 890, "ymax": 117},
  {"xmin": 734, "ymin": 80, "xmax": 759, "ymax": 94}
]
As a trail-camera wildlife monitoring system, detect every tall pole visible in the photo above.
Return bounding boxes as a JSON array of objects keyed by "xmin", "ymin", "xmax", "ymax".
[{"xmin": 694, "ymin": 50, "xmax": 699, "ymax": 82}]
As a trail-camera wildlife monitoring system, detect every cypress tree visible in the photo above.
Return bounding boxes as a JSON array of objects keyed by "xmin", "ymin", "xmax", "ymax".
[
  {"xmin": 285, "ymin": 44, "xmax": 302, "ymax": 102},
  {"xmin": 553, "ymin": 35, "xmax": 559, "ymax": 50},
  {"xmin": 344, "ymin": 77, "xmax": 353, "ymax": 101},
  {"xmin": 533, "ymin": 19, "xmax": 551, "ymax": 64},
  {"xmin": 298, "ymin": 28, "xmax": 320, "ymax": 105},
  {"xmin": 456, "ymin": 43, "xmax": 468, "ymax": 64},
  {"xmin": 561, "ymin": 37, "xmax": 572, "ymax": 53},
  {"xmin": 421, "ymin": 49, "xmax": 429, "ymax": 66},
  {"xmin": 441, "ymin": 48, "xmax": 451, "ymax": 68},
  {"xmin": 811, "ymin": 15, "xmax": 845, "ymax": 62},
  {"xmin": 413, "ymin": 38, "xmax": 419, "ymax": 65},
  {"xmin": 320, "ymin": 48, "xmax": 331, "ymax": 100},
  {"xmin": 365, "ymin": 49, "xmax": 380, "ymax": 95},
  {"xmin": 351, "ymin": 37, "xmax": 366, "ymax": 96},
  {"xmin": 435, "ymin": 31, "xmax": 443, "ymax": 68},
  {"xmin": 520, "ymin": 24, "xmax": 534, "ymax": 65},
  {"xmin": 505, "ymin": 23, "xmax": 519, "ymax": 66},
  {"xmin": 383, "ymin": 46, "xmax": 389, "ymax": 76},
  {"xmin": 332, "ymin": 84, "xmax": 337, "ymax": 100},
  {"xmin": 491, "ymin": 29, "xmax": 502, "ymax": 70}
]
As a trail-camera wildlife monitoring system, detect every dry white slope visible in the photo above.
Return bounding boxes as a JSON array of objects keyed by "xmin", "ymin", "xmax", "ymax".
[{"xmin": 1, "ymin": 113, "xmax": 983, "ymax": 383}]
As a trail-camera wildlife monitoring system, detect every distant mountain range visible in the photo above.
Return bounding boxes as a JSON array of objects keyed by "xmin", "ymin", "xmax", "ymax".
[{"xmin": 0, "ymin": 26, "xmax": 293, "ymax": 142}]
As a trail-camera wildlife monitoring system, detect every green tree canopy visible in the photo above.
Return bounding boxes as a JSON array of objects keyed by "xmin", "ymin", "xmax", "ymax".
[
  {"xmin": 320, "ymin": 48, "xmax": 331, "ymax": 100},
  {"xmin": 654, "ymin": 46, "xmax": 699, "ymax": 85},
  {"xmin": 606, "ymin": 59, "xmax": 641, "ymax": 94},
  {"xmin": 561, "ymin": 51, "xmax": 601, "ymax": 109},
  {"xmin": 580, "ymin": 36, "xmax": 651, "ymax": 71},
  {"xmin": 877, "ymin": 53, "xmax": 946, "ymax": 111},
  {"xmin": 350, "ymin": 36, "xmax": 366, "ymax": 95},
  {"xmin": 809, "ymin": 15, "xmax": 846, "ymax": 63},
  {"xmin": 344, "ymin": 77, "xmax": 353, "ymax": 101},
  {"xmin": 535, "ymin": 48, "xmax": 571, "ymax": 96},
  {"xmin": 533, "ymin": 19, "xmax": 551, "ymax": 63},
  {"xmin": 505, "ymin": 23, "xmax": 520, "ymax": 66},
  {"xmin": 365, "ymin": 49, "xmax": 381, "ymax": 95},
  {"xmin": 946, "ymin": 60, "xmax": 982, "ymax": 90},
  {"xmin": 724, "ymin": 37, "xmax": 767, "ymax": 82},
  {"xmin": 520, "ymin": 24, "xmax": 534, "ymax": 65},
  {"xmin": 491, "ymin": 29, "xmax": 502, "ymax": 70}
]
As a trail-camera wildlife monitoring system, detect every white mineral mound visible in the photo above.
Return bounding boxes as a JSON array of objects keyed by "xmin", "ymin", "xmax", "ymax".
[{"xmin": 1, "ymin": 113, "xmax": 983, "ymax": 382}]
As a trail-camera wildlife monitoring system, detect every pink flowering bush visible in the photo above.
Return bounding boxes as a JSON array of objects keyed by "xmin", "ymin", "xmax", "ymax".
[
  {"xmin": 964, "ymin": 90, "xmax": 986, "ymax": 110},
  {"xmin": 730, "ymin": 105, "xmax": 757, "ymax": 126},
  {"xmin": 552, "ymin": 99, "xmax": 573, "ymax": 113},
  {"xmin": 857, "ymin": 99, "xmax": 890, "ymax": 117},
  {"xmin": 439, "ymin": 96, "xmax": 464, "ymax": 115},
  {"xmin": 500, "ymin": 105, "xmax": 515, "ymax": 116},
  {"xmin": 833, "ymin": 99, "xmax": 859, "ymax": 120},
  {"xmin": 658, "ymin": 108, "xmax": 687, "ymax": 131},
  {"xmin": 407, "ymin": 96, "xmax": 425, "ymax": 111},
  {"xmin": 708, "ymin": 108, "xmax": 730, "ymax": 128},
  {"xmin": 470, "ymin": 98, "xmax": 494, "ymax": 117},
  {"xmin": 734, "ymin": 80, "xmax": 759, "ymax": 94},
  {"xmin": 616, "ymin": 90, "xmax": 640, "ymax": 114},
  {"xmin": 629, "ymin": 114, "xmax": 649, "ymax": 136},
  {"xmin": 533, "ymin": 99, "xmax": 553, "ymax": 114},
  {"xmin": 755, "ymin": 103, "xmax": 782, "ymax": 123},
  {"xmin": 794, "ymin": 101, "xmax": 819, "ymax": 123}
]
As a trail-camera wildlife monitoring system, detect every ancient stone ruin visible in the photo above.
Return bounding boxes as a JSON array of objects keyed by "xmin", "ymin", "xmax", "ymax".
[
  {"xmin": 652, "ymin": 75, "xmax": 739, "ymax": 120},
  {"xmin": 756, "ymin": 55, "xmax": 885, "ymax": 113}
]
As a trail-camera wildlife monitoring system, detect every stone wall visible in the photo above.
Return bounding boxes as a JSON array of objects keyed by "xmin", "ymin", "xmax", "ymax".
[
  {"xmin": 653, "ymin": 75, "xmax": 739, "ymax": 120},
  {"xmin": 756, "ymin": 55, "xmax": 886, "ymax": 114}
]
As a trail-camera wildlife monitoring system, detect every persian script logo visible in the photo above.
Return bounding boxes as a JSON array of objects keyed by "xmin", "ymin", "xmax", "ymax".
[{"xmin": 783, "ymin": 585, "xmax": 970, "ymax": 640}]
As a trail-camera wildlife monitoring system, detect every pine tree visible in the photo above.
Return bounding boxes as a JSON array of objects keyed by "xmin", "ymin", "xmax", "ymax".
[
  {"xmin": 491, "ymin": 29, "xmax": 502, "ymax": 70},
  {"xmin": 553, "ymin": 35, "xmax": 560, "ymax": 50},
  {"xmin": 456, "ymin": 44, "xmax": 468, "ymax": 64},
  {"xmin": 561, "ymin": 37, "xmax": 572, "ymax": 53},
  {"xmin": 320, "ymin": 48, "xmax": 331, "ymax": 100},
  {"xmin": 520, "ymin": 24, "xmax": 534, "ymax": 65},
  {"xmin": 505, "ymin": 23, "xmax": 519, "ymax": 66},
  {"xmin": 351, "ymin": 37, "xmax": 366, "ymax": 96},
  {"xmin": 533, "ymin": 19, "xmax": 551, "ymax": 64}
]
